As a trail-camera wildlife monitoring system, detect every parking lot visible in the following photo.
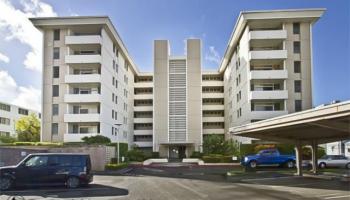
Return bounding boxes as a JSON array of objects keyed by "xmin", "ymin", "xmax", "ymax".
[{"xmin": 1, "ymin": 165, "xmax": 349, "ymax": 200}]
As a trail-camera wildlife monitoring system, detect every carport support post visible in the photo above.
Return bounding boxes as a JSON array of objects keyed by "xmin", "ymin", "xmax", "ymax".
[
  {"xmin": 294, "ymin": 141, "xmax": 303, "ymax": 176},
  {"xmin": 311, "ymin": 140, "xmax": 318, "ymax": 174}
]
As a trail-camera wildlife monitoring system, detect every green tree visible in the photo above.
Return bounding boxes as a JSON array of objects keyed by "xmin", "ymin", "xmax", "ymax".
[
  {"xmin": 16, "ymin": 113, "xmax": 40, "ymax": 142},
  {"xmin": 203, "ymin": 135, "xmax": 239, "ymax": 156},
  {"xmin": 82, "ymin": 135, "xmax": 111, "ymax": 144}
]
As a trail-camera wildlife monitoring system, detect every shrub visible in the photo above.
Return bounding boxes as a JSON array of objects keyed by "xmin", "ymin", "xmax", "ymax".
[
  {"xmin": 126, "ymin": 148, "xmax": 146, "ymax": 162},
  {"xmin": 0, "ymin": 135, "xmax": 17, "ymax": 143},
  {"xmin": 202, "ymin": 154, "xmax": 234, "ymax": 163},
  {"xmin": 14, "ymin": 142, "xmax": 35, "ymax": 146},
  {"xmin": 151, "ymin": 152, "xmax": 160, "ymax": 158},
  {"xmin": 82, "ymin": 135, "xmax": 111, "ymax": 144},
  {"xmin": 203, "ymin": 135, "xmax": 239, "ymax": 156},
  {"xmin": 190, "ymin": 151, "xmax": 203, "ymax": 158},
  {"xmin": 105, "ymin": 163, "xmax": 129, "ymax": 170}
]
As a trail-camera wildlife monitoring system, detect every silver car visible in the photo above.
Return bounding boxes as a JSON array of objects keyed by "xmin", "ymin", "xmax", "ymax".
[{"xmin": 318, "ymin": 155, "xmax": 350, "ymax": 169}]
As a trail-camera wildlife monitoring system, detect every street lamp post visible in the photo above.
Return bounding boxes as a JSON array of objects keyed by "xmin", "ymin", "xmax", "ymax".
[{"xmin": 114, "ymin": 123, "xmax": 122, "ymax": 164}]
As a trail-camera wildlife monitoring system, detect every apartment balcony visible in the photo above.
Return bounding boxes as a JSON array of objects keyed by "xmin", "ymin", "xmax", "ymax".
[
  {"xmin": 203, "ymin": 128, "xmax": 225, "ymax": 135},
  {"xmin": 134, "ymin": 130, "xmax": 153, "ymax": 135},
  {"xmin": 64, "ymin": 113, "xmax": 100, "ymax": 123},
  {"xmin": 249, "ymin": 70, "xmax": 288, "ymax": 80},
  {"xmin": 64, "ymin": 94, "xmax": 101, "ymax": 103},
  {"xmin": 202, "ymin": 105, "xmax": 225, "ymax": 110},
  {"xmin": 249, "ymin": 30, "xmax": 287, "ymax": 40},
  {"xmin": 202, "ymin": 117, "xmax": 225, "ymax": 123},
  {"xmin": 65, "ymin": 54, "xmax": 102, "ymax": 64},
  {"xmin": 134, "ymin": 141, "xmax": 153, "ymax": 147},
  {"xmin": 134, "ymin": 82, "xmax": 153, "ymax": 88},
  {"xmin": 65, "ymin": 35, "xmax": 102, "ymax": 45},
  {"xmin": 134, "ymin": 118, "xmax": 153, "ymax": 123},
  {"xmin": 134, "ymin": 106, "xmax": 153, "ymax": 112},
  {"xmin": 202, "ymin": 81, "xmax": 224, "ymax": 87},
  {"xmin": 64, "ymin": 133, "xmax": 99, "ymax": 142},
  {"xmin": 249, "ymin": 90, "xmax": 288, "ymax": 100},
  {"xmin": 65, "ymin": 74, "xmax": 101, "ymax": 84},
  {"xmin": 249, "ymin": 50, "xmax": 287, "ymax": 60},
  {"xmin": 134, "ymin": 94, "xmax": 153, "ymax": 100},
  {"xmin": 250, "ymin": 110, "xmax": 288, "ymax": 120},
  {"xmin": 202, "ymin": 93, "xmax": 224, "ymax": 98}
]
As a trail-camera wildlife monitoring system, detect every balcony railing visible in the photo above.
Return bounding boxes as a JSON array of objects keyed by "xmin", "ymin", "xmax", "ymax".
[
  {"xmin": 65, "ymin": 35, "xmax": 102, "ymax": 45},
  {"xmin": 249, "ymin": 90, "xmax": 288, "ymax": 100}
]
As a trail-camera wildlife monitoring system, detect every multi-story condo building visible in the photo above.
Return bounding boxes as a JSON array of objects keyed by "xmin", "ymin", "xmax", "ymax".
[
  {"xmin": 0, "ymin": 101, "xmax": 41, "ymax": 137},
  {"xmin": 30, "ymin": 8, "xmax": 325, "ymax": 158}
]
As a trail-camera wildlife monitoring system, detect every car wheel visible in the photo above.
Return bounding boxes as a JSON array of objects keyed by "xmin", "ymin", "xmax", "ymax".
[
  {"xmin": 66, "ymin": 176, "xmax": 80, "ymax": 189},
  {"xmin": 249, "ymin": 160, "xmax": 257, "ymax": 168},
  {"xmin": 286, "ymin": 160, "xmax": 295, "ymax": 168},
  {"xmin": 0, "ymin": 177, "xmax": 13, "ymax": 191},
  {"xmin": 319, "ymin": 162, "xmax": 326, "ymax": 169},
  {"xmin": 346, "ymin": 163, "xmax": 350, "ymax": 169}
]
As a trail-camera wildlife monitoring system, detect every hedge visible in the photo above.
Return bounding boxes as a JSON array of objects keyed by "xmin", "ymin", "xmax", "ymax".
[
  {"xmin": 108, "ymin": 143, "xmax": 128, "ymax": 158},
  {"xmin": 0, "ymin": 142, "xmax": 63, "ymax": 146},
  {"xmin": 202, "ymin": 154, "xmax": 234, "ymax": 163},
  {"xmin": 105, "ymin": 163, "xmax": 129, "ymax": 170}
]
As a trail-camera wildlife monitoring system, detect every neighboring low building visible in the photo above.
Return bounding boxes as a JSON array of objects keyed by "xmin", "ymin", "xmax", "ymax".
[
  {"xmin": 30, "ymin": 8, "xmax": 325, "ymax": 158},
  {"xmin": 0, "ymin": 101, "xmax": 41, "ymax": 137}
]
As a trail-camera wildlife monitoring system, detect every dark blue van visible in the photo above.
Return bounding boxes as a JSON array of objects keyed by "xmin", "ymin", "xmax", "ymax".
[{"xmin": 0, "ymin": 153, "xmax": 93, "ymax": 190}]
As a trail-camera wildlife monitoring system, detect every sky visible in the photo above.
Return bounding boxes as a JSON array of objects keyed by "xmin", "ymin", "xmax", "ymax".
[{"xmin": 0, "ymin": 0, "xmax": 349, "ymax": 112}]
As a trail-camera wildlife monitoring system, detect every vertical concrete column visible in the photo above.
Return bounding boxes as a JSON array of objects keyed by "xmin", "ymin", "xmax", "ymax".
[
  {"xmin": 311, "ymin": 140, "xmax": 318, "ymax": 174},
  {"xmin": 294, "ymin": 141, "xmax": 303, "ymax": 176}
]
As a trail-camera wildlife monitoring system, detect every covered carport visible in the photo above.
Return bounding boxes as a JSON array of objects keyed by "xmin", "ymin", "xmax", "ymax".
[{"xmin": 230, "ymin": 101, "xmax": 350, "ymax": 176}]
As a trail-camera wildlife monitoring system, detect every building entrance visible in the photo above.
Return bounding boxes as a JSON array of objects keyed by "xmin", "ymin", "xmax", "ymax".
[{"xmin": 169, "ymin": 146, "xmax": 186, "ymax": 159}]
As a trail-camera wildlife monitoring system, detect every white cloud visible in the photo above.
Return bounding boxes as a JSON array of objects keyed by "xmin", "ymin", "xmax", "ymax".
[
  {"xmin": 205, "ymin": 46, "xmax": 221, "ymax": 64},
  {"xmin": 0, "ymin": 52, "xmax": 9, "ymax": 63},
  {"xmin": 0, "ymin": 0, "xmax": 57, "ymax": 72},
  {"xmin": 0, "ymin": 70, "xmax": 41, "ymax": 111}
]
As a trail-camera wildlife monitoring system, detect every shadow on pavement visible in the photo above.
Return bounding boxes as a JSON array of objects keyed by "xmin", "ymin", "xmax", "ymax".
[
  {"xmin": 241, "ymin": 176, "xmax": 350, "ymax": 192},
  {"xmin": 1, "ymin": 184, "xmax": 129, "ymax": 198}
]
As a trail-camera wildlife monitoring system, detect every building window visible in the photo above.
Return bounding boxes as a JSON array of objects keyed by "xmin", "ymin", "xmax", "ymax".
[
  {"xmin": 113, "ymin": 60, "xmax": 115, "ymax": 70},
  {"xmin": 238, "ymin": 74, "xmax": 241, "ymax": 83},
  {"xmin": 124, "ymin": 61, "xmax": 129, "ymax": 71},
  {"xmin": 112, "ymin": 109, "xmax": 114, "ymax": 119},
  {"xmin": 18, "ymin": 108, "xmax": 29, "ymax": 115},
  {"xmin": 52, "ymin": 85, "xmax": 59, "ymax": 97},
  {"xmin": 116, "ymin": 63, "xmax": 119, "ymax": 73},
  {"xmin": 115, "ymin": 111, "xmax": 117, "ymax": 120},
  {"xmin": 53, "ymin": 29, "xmax": 60, "ymax": 40},
  {"xmin": 53, "ymin": 47, "xmax": 60, "ymax": 59},
  {"xmin": 52, "ymin": 104, "xmax": 59, "ymax": 116},
  {"xmin": 294, "ymin": 80, "xmax": 301, "ymax": 93},
  {"xmin": 0, "ymin": 131, "xmax": 10, "ymax": 137},
  {"xmin": 115, "ymin": 80, "xmax": 118, "ymax": 88},
  {"xmin": 0, "ymin": 103, "xmax": 11, "ymax": 112},
  {"xmin": 115, "ymin": 96, "xmax": 118, "ymax": 104},
  {"xmin": 0, "ymin": 117, "xmax": 10, "ymax": 125},
  {"xmin": 112, "ymin": 93, "xmax": 115, "ymax": 102},
  {"xmin": 294, "ymin": 61, "xmax": 301, "ymax": 73},
  {"xmin": 293, "ymin": 23, "xmax": 300, "ymax": 34},
  {"xmin": 293, "ymin": 41, "xmax": 300, "ymax": 54},
  {"xmin": 111, "ymin": 127, "xmax": 114, "ymax": 135},
  {"xmin": 112, "ymin": 77, "xmax": 115, "ymax": 86},
  {"xmin": 52, "ymin": 123, "xmax": 58, "ymax": 135},
  {"xmin": 295, "ymin": 100, "xmax": 302, "ymax": 112},
  {"xmin": 53, "ymin": 66, "xmax": 59, "ymax": 78}
]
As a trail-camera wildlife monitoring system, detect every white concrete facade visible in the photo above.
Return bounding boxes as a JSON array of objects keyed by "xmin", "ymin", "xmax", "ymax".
[
  {"xmin": 31, "ymin": 8, "xmax": 324, "ymax": 156},
  {"xmin": 0, "ymin": 101, "xmax": 41, "ymax": 137}
]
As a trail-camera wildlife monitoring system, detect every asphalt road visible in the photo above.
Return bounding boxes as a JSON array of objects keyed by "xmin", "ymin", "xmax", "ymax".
[{"xmin": 1, "ymin": 165, "xmax": 349, "ymax": 200}]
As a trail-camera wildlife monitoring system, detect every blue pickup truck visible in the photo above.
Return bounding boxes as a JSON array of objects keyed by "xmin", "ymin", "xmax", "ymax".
[{"xmin": 241, "ymin": 149, "xmax": 296, "ymax": 169}]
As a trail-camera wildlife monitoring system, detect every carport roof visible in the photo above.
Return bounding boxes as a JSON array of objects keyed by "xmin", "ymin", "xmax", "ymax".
[{"xmin": 229, "ymin": 101, "xmax": 350, "ymax": 144}]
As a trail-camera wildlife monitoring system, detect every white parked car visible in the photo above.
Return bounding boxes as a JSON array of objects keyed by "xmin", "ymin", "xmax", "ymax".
[{"xmin": 318, "ymin": 155, "xmax": 350, "ymax": 169}]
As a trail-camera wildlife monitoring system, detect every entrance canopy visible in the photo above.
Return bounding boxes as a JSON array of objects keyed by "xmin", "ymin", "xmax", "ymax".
[{"xmin": 230, "ymin": 101, "xmax": 350, "ymax": 144}]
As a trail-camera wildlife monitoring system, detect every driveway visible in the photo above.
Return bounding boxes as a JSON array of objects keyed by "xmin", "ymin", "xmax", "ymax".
[{"xmin": 1, "ymin": 165, "xmax": 349, "ymax": 200}]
